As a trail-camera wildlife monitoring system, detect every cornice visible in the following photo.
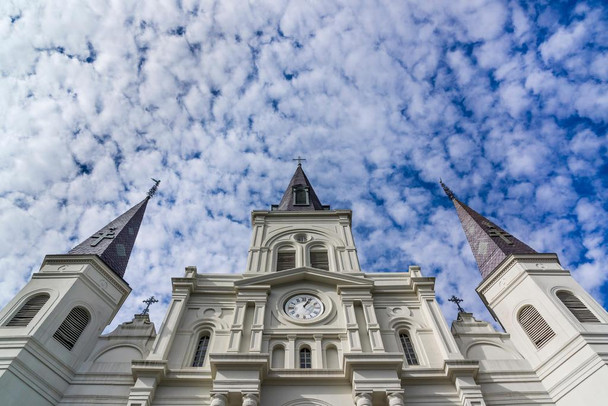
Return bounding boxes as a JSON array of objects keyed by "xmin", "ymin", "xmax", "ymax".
[
  {"xmin": 40, "ymin": 254, "xmax": 131, "ymax": 297},
  {"xmin": 476, "ymin": 253, "xmax": 560, "ymax": 296},
  {"xmin": 250, "ymin": 210, "xmax": 352, "ymax": 226}
]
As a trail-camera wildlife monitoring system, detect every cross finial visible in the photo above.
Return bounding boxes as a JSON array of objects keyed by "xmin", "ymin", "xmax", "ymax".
[
  {"xmin": 140, "ymin": 296, "xmax": 159, "ymax": 315},
  {"xmin": 448, "ymin": 295, "xmax": 465, "ymax": 313},
  {"xmin": 147, "ymin": 178, "xmax": 161, "ymax": 198},
  {"xmin": 292, "ymin": 156, "xmax": 306, "ymax": 166},
  {"xmin": 439, "ymin": 179, "xmax": 456, "ymax": 200}
]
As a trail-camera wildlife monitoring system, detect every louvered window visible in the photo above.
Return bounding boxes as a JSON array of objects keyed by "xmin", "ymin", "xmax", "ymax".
[
  {"xmin": 300, "ymin": 347, "xmax": 311, "ymax": 368},
  {"xmin": 53, "ymin": 307, "xmax": 90, "ymax": 350},
  {"xmin": 310, "ymin": 248, "xmax": 329, "ymax": 270},
  {"xmin": 6, "ymin": 293, "xmax": 50, "ymax": 326},
  {"xmin": 557, "ymin": 291, "xmax": 599, "ymax": 323},
  {"xmin": 293, "ymin": 186, "xmax": 309, "ymax": 205},
  {"xmin": 399, "ymin": 333, "xmax": 419, "ymax": 365},
  {"xmin": 277, "ymin": 248, "xmax": 295, "ymax": 271},
  {"xmin": 518, "ymin": 305, "xmax": 555, "ymax": 349},
  {"xmin": 192, "ymin": 335, "xmax": 210, "ymax": 367}
]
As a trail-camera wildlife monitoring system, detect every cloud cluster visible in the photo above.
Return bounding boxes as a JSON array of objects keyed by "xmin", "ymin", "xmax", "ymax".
[{"xmin": 1, "ymin": 0, "xmax": 607, "ymax": 330}]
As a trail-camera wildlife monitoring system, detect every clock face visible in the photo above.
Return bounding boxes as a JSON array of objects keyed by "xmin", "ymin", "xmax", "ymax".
[{"xmin": 284, "ymin": 294, "xmax": 324, "ymax": 320}]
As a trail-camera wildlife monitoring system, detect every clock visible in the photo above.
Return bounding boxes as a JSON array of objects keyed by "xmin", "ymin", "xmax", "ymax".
[{"xmin": 284, "ymin": 294, "xmax": 324, "ymax": 320}]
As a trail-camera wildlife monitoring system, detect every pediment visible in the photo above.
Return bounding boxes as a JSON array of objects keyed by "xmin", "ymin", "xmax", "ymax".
[{"xmin": 235, "ymin": 267, "xmax": 372, "ymax": 289}]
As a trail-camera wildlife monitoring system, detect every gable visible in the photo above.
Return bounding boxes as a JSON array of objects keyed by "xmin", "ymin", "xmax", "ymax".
[{"xmin": 236, "ymin": 267, "xmax": 372, "ymax": 290}]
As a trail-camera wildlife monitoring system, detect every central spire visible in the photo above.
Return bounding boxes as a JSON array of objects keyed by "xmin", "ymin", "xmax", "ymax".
[
  {"xmin": 440, "ymin": 180, "xmax": 537, "ymax": 279},
  {"xmin": 272, "ymin": 164, "xmax": 330, "ymax": 211}
]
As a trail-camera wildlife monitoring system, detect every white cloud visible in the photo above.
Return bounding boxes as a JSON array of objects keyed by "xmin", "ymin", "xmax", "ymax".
[{"xmin": 0, "ymin": 0, "xmax": 607, "ymax": 333}]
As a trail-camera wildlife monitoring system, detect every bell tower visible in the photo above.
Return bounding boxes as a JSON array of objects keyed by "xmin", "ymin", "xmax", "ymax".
[
  {"xmin": 443, "ymin": 181, "xmax": 608, "ymax": 406},
  {"xmin": 0, "ymin": 187, "xmax": 154, "ymax": 406},
  {"xmin": 246, "ymin": 162, "xmax": 361, "ymax": 275}
]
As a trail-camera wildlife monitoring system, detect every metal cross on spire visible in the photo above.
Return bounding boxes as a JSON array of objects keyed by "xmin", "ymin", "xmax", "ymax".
[
  {"xmin": 448, "ymin": 295, "xmax": 466, "ymax": 313},
  {"xmin": 292, "ymin": 156, "xmax": 306, "ymax": 166},
  {"xmin": 482, "ymin": 221, "xmax": 514, "ymax": 245},
  {"xmin": 140, "ymin": 296, "xmax": 159, "ymax": 315},
  {"xmin": 90, "ymin": 227, "xmax": 116, "ymax": 247},
  {"xmin": 147, "ymin": 178, "xmax": 161, "ymax": 198}
]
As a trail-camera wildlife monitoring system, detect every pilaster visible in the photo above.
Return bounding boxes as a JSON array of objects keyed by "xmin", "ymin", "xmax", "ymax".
[{"xmin": 413, "ymin": 277, "xmax": 462, "ymax": 360}]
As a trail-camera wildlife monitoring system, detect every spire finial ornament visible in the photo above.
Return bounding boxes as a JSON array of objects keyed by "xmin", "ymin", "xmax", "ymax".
[
  {"xmin": 439, "ymin": 179, "xmax": 456, "ymax": 200},
  {"xmin": 147, "ymin": 178, "xmax": 161, "ymax": 198},
  {"xmin": 292, "ymin": 156, "xmax": 306, "ymax": 166},
  {"xmin": 448, "ymin": 295, "xmax": 465, "ymax": 313},
  {"xmin": 139, "ymin": 296, "xmax": 159, "ymax": 315}
]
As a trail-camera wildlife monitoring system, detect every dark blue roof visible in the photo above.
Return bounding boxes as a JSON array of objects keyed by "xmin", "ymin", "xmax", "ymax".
[{"xmin": 68, "ymin": 198, "xmax": 149, "ymax": 278}]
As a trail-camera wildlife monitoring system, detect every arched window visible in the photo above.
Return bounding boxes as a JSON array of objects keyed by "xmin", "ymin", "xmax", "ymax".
[
  {"xmin": 556, "ymin": 291, "xmax": 599, "ymax": 323},
  {"xmin": 192, "ymin": 334, "xmax": 210, "ymax": 367},
  {"xmin": 271, "ymin": 344, "xmax": 285, "ymax": 368},
  {"xmin": 310, "ymin": 246, "xmax": 329, "ymax": 270},
  {"xmin": 53, "ymin": 306, "xmax": 90, "ymax": 350},
  {"xmin": 300, "ymin": 347, "xmax": 311, "ymax": 368},
  {"xmin": 399, "ymin": 333, "xmax": 419, "ymax": 365},
  {"xmin": 518, "ymin": 305, "xmax": 555, "ymax": 349},
  {"xmin": 276, "ymin": 246, "xmax": 296, "ymax": 271},
  {"xmin": 6, "ymin": 293, "xmax": 50, "ymax": 327}
]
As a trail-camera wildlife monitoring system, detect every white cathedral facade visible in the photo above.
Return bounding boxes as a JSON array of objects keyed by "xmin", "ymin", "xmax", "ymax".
[{"xmin": 0, "ymin": 165, "xmax": 607, "ymax": 406}]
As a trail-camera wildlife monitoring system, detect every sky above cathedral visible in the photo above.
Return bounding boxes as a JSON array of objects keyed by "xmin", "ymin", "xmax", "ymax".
[{"xmin": 1, "ymin": 0, "xmax": 607, "ymax": 330}]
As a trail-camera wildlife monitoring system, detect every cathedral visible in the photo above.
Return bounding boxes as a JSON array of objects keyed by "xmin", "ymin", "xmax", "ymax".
[{"xmin": 0, "ymin": 165, "xmax": 607, "ymax": 406}]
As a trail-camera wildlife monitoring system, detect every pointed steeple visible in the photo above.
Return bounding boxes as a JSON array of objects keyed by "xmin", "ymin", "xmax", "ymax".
[
  {"xmin": 440, "ymin": 180, "xmax": 536, "ymax": 279},
  {"xmin": 273, "ymin": 164, "xmax": 329, "ymax": 211},
  {"xmin": 68, "ymin": 181, "xmax": 158, "ymax": 278}
]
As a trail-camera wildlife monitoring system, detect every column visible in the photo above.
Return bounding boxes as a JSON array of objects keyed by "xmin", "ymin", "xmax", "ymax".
[
  {"xmin": 354, "ymin": 392, "xmax": 372, "ymax": 406},
  {"xmin": 210, "ymin": 393, "xmax": 228, "ymax": 406},
  {"xmin": 242, "ymin": 392, "xmax": 259, "ymax": 406},
  {"xmin": 387, "ymin": 391, "xmax": 405, "ymax": 406}
]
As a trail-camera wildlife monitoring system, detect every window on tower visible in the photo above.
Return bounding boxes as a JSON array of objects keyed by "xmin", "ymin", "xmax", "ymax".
[
  {"xmin": 293, "ymin": 186, "xmax": 309, "ymax": 205},
  {"xmin": 518, "ymin": 305, "xmax": 555, "ymax": 349},
  {"xmin": 192, "ymin": 334, "xmax": 210, "ymax": 367},
  {"xmin": 399, "ymin": 333, "xmax": 419, "ymax": 365},
  {"xmin": 276, "ymin": 246, "xmax": 296, "ymax": 271},
  {"xmin": 300, "ymin": 347, "xmax": 312, "ymax": 368},
  {"xmin": 6, "ymin": 293, "xmax": 50, "ymax": 327},
  {"xmin": 556, "ymin": 291, "xmax": 599, "ymax": 323},
  {"xmin": 310, "ymin": 246, "xmax": 329, "ymax": 270},
  {"xmin": 53, "ymin": 306, "xmax": 90, "ymax": 350}
]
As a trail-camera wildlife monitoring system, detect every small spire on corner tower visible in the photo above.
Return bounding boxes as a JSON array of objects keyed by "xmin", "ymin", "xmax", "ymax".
[{"xmin": 67, "ymin": 180, "xmax": 158, "ymax": 279}]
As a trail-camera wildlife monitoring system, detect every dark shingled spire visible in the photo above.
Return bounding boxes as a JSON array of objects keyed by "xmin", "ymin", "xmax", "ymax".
[
  {"xmin": 68, "ymin": 197, "xmax": 150, "ymax": 279},
  {"xmin": 273, "ymin": 164, "xmax": 329, "ymax": 211},
  {"xmin": 440, "ymin": 181, "xmax": 537, "ymax": 279}
]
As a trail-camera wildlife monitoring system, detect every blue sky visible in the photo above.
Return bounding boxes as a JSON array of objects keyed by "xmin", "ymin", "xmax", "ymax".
[{"xmin": 1, "ymin": 0, "xmax": 607, "ymax": 330}]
